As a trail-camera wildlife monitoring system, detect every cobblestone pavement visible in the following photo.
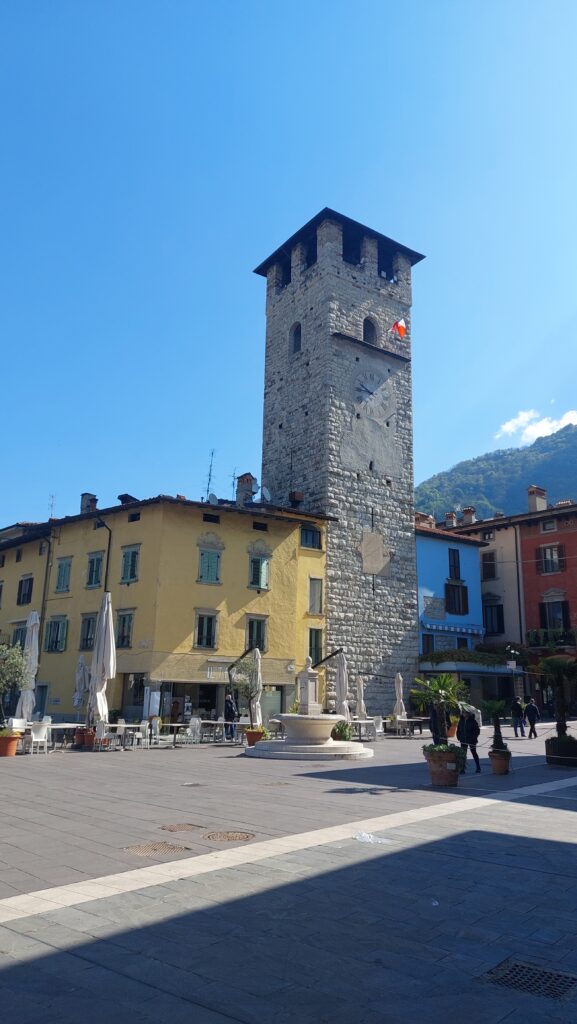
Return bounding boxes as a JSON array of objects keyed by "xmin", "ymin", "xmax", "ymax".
[{"xmin": 1, "ymin": 723, "xmax": 577, "ymax": 1023}]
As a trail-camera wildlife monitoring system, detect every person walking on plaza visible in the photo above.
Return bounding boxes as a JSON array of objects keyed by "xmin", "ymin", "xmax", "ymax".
[
  {"xmin": 224, "ymin": 692, "xmax": 238, "ymax": 741},
  {"xmin": 525, "ymin": 697, "xmax": 540, "ymax": 739},
  {"xmin": 457, "ymin": 710, "xmax": 481, "ymax": 773},
  {"xmin": 511, "ymin": 696, "xmax": 526, "ymax": 737}
]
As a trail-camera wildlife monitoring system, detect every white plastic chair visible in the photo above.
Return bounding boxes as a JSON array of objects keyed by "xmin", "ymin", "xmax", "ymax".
[
  {"xmin": 94, "ymin": 720, "xmax": 120, "ymax": 751},
  {"xmin": 373, "ymin": 716, "xmax": 384, "ymax": 737},
  {"xmin": 29, "ymin": 722, "xmax": 50, "ymax": 755},
  {"xmin": 132, "ymin": 721, "xmax": 150, "ymax": 749}
]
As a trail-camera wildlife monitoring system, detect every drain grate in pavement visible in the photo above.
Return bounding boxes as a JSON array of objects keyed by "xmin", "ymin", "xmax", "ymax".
[
  {"xmin": 485, "ymin": 958, "xmax": 577, "ymax": 1000},
  {"xmin": 203, "ymin": 831, "xmax": 255, "ymax": 842},
  {"xmin": 125, "ymin": 841, "xmax": 191, "ymax": 858},
  {"xmin": 160, "ymin": 823, "xmax": 204, "ymax": 832}
]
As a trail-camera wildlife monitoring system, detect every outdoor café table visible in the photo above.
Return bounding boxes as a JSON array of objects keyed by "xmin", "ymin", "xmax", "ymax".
[
  {"xmin": 350, "ymin": 719, "xmax": 377, "ymax": 741},
  {"xmin": 200, "ymin": 720, "xmax": 225, "ymax": 743},
  {"xmin": 398, "ymin": 717, "xmax": 426, "ymax": 737},
  {"xmin": 114, "ymin": 723, "xmax": 145, "ymax": 749},
  {"xmin": 41, "ymin": 723, "xmax": 81, "ymax": 749},
  {"xmin": 161, "ymin": 723, "xmax": 190, "ymax": 747}
]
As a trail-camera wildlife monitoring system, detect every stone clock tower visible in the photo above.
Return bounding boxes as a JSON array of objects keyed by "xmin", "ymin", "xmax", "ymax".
[{"xmin": 255, "ymin": 209, "xmax": 425, "ymax": 710}]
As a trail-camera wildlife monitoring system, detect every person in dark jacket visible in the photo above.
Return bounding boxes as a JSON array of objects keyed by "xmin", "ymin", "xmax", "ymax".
[
  {"xmin": 429, "ymin": 706, "xmax": 452, "ymax": 745},
  {"xmin": 224, "ymin": 693, "xmax": 238, "ymax": 741},
  {"xmin": 457, "ymin": 711, "xmax": 481, "ymax": 773},
  {"xmin": 511, "ymin": 697, "xmax": 525, "ymax": 737},
  {"xmin": 524, "ymin": 697, "xmax": 540, "ymax": 739}
]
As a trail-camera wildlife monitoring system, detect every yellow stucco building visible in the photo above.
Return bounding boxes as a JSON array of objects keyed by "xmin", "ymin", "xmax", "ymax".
[{"xmin": 0, "ymin": 479, "xmax": 327, "ymax": 722}]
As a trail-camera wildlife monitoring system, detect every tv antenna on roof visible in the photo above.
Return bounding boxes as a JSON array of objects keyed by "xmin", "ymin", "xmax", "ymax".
[
  {"xmin": 205, "ymin": 449, "xmax": 215, "ymax": 501},
  {"xmin": 230, "ymin": 468, "xmax": 237, "ymax": 500}
]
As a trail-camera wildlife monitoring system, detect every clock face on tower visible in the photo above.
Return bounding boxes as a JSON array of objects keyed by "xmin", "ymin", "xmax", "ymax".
[
  {"xmin": 354, "ymin": 370, "xmax": 396, "ymax": 426},
  {"xmin": 339, "ymin": 362, "xmax": 401, "ymax": 475}
]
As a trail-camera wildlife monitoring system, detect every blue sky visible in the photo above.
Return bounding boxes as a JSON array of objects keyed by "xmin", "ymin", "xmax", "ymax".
[{"xmin": 2, "ymin": 1, "xmax": 576, "ymax": 523}]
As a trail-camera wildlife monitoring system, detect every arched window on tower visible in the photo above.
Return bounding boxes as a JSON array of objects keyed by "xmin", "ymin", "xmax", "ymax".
[
  {"xmin": 290, "ymin": 322, "xmax": 302, "ymax": 354},
  {"xmin": 363, "ymin": 318, "xmax": 377, "ymax": 345}
]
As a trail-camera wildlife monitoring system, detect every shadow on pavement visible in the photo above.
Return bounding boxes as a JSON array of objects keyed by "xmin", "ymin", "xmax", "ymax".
[{"xmin": 1, "ymin": 828, "xmax": 577, "ymax": 1023}]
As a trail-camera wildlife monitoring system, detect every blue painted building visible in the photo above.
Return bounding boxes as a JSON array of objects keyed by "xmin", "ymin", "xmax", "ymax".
[{"xmin": 415, "ymin": 514, "xmax": 486, "ymax": 656}]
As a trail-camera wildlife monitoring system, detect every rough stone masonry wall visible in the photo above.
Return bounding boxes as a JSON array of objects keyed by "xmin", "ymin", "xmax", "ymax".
[{"xmin": 261, "ymin": 218, "xmax": 419, "ymax": 712}]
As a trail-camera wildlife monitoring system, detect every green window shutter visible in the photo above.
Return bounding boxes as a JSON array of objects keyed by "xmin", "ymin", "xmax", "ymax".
[
  {"xmin": 200, "ymin": 550, "xmax": 219, "ymax": 583},
  {"xmin": 122, "ymin": 550, "xmax": 130, "ymax": 581}
]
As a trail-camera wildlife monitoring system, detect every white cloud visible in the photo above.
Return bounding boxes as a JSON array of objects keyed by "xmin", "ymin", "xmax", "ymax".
[{"xmin": 495, "ymin": 409, "xmax": 577, "ymax": 444}]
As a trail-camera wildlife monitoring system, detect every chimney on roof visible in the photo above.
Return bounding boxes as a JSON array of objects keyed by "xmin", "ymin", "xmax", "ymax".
[
  {"xmin": 415, "ymin": 512, "xmax": 435, "ymax": 529},
  {"xmin": 528, "ymin": 485, "xmax": 547, "ymax": 513},
  {"xmin": 445, "ymin": 511, "xmax": 457, "ymax": 529},
  {"xmin": 462, "ymin": 506, "xmax": 477, "ymax": 525},
  {"xmin": 236, "ymin": 472, "xmax": 257, "ymax": 507},
  {"xmin": 117, "ymin": 493, "xmax": 139, "ymax": 505},
  {"xmin": 81, "ymin": 493, "xmax": 98, "ymax": 514}
]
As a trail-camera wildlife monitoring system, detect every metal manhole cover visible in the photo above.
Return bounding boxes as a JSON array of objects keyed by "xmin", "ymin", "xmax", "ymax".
[
  {"xmin": 485, "ymin": 958, "xmax": 577, "ymax": 1000},
  {"xmin": 203, "ymin": 831, "xmax": 255, "ymax": 842},
  {"xmin": 160, "ymin": 823, "xmax": 204, "ymax": 832},
  {"xmin": 124, "ymin": 841, "xmax": 191, "ymax": 857}
]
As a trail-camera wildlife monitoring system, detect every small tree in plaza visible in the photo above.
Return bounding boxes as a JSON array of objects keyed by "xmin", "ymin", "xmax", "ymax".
[
  {"xmin": 537, "ymin": 655, "xmax": 577, "ymax": 738},
  {"xmin": 0, "ymin": 644, "xmax": 28, "ymax": 724},
  {"xmin": 410, "ymin": 673, "xmax": 469, "ymax": 744}
]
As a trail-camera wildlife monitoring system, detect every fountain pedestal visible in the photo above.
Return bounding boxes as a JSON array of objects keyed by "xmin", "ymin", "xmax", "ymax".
[{"xmin": 244, "ymin": 658, "xmax": 374, "ymax": 761}]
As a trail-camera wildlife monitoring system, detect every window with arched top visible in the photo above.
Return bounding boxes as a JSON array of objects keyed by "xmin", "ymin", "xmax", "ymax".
[
  {"xmin": 363, "ymin": 318, "xmax": 377, "ymax": 345},
  {"xmin": 290, "ymin": 322, "xmax": 302, "ymax": 354}
]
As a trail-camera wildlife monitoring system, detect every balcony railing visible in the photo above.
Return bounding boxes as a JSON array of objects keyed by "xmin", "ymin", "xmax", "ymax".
[{"xmin": 526, "ymin": 629, "xmax": 576, "ymax": 648}]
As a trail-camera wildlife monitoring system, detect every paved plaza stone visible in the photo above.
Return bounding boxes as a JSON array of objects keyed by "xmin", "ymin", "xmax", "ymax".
[{"xmin": 1, "ymin": 723, "xmax": 577, "ymax": 1022}]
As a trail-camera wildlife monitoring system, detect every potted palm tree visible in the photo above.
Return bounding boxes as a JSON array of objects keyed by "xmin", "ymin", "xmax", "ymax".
[
  {"xmin": 537, "ymin": 655, "xmax": 577, "ymax": 767},
  {"xmin": 411, "ymin": 674, "xmax": 468, "ymax": 785},
  {"xmin": 483, "ymin": 700, "xmax": 511, "ymax": 774}
]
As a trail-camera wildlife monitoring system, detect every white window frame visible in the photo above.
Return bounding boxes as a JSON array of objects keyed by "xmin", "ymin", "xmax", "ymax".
[
  {"xmin": 308, "ymin": 578, "xmax": 323, "ymax": 614},
  {"xmin": 116, "ymin": 610, "xmax": 134, "ymax": 649},
  {"xmin": 248, "ymin": 554, "xmax": 270, "ymax": 590},
  {"xmin": 79, "ymin": 613, "xmax": 97, "ymax": 651},
  {"xmin": 247, "ymin": 615, "xmax": 268, "ymax": 653},
  {"xmin": 194, "ymin": 610, "xmax": 218, "ymax": 649},
  {"xmin": 44, "ymin": 616, "xmax": 68, "ymax": 653},
  {"xmin": 17, "ymin": 575, "xmax": 34, "ymax": 606}
]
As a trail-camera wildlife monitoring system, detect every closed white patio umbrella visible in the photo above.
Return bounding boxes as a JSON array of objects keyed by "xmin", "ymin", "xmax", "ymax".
[
  {"xmin": 335, "ymin": 651, "xmax": 351, "ymax": 722},
  {"xmin": 15, "ymin": 611, "xmax": 40, "ymax": 722},
  {"xmin": 393, "ymin": 672, "xmax": 406, "ymax": 718},
  {"xmin": 356, "ymin": 675, "xmax": 367, "ymax": 719},
  {"xmin": 250, "ymin": 647, "xmax": 263, "ymax": 728},
  {"xmin": 88, "ymin": 593, "xmax": 116, "ymax": 724},
  {"xmin": 73, "ymin": 655, "xmax": 90, "ymax": 711}
]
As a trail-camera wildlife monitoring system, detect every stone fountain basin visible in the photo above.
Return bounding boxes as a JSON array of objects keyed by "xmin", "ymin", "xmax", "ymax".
[{"xmin": 276, "ymin": 713, "xmax": 345, "ymax": 745}]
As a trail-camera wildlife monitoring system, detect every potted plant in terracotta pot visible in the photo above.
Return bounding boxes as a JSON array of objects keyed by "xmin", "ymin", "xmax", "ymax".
[
  {"xmin": 0, "ymin": 642, "xmax": 28, "ymax": 729},
  {"xmin": 536, "ymin": 656, "xmax": 577, "ymax": 768},
  {"xmin": 411, "ymin": 674, "xmax": 469, "ymax": 786},
  {"xmin": 483, "ymin": 700, "xmax": 511, "ymax": 774},
  {"xmin": 0, "ymin": 727, "xmax": 23, "ymax": 757}
]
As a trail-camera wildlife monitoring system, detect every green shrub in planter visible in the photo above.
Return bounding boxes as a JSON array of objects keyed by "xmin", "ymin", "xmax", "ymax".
[{"xmin": 331, "ymin": 721, "xmax": 353, "ymax": 741}]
